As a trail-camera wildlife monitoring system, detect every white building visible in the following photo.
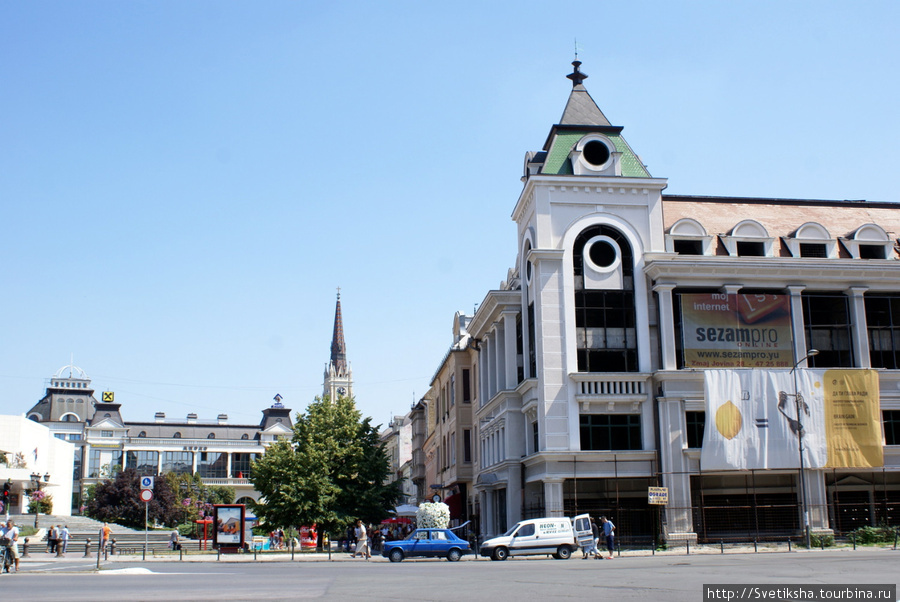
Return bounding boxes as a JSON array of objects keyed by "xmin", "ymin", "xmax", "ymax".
[
  {"xmin": 467, "ymin": 61, "xmax": 900, "ymax": 543},
  {"xmin": 0, "ymin": 414, "xmax": 75, "ymax": 517}
]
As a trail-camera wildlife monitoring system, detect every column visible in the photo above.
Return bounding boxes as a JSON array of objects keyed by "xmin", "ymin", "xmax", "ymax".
[
  {"xmin": 543, "ymin": 479, "xmax": 565, "ymax": 517},
  {"xmin": 502, "ymin": 311, "xmax": 518, "ymax": 389},
  {"xmin": 847, "ymin": 286, "xmax": 870, "ymax": 368},
  {"xmin": 786, "ymin": 285, "xmax": 808, "ymax": 360},
  {"xmin": 653, "ymin": 283, "xmax": 678, "ymax": 370},
  {"xmin": 226, "ymin": 453, "xmax": 233, "ymax": 480}
]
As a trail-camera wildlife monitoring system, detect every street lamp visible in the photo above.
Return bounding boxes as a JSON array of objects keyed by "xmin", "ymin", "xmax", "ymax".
[
  {"xmin": 790, "ymin": 349, "xmax": 819, "ymax": 549},
  {"xmin": 29, "ymin": 472, "xmax": 50, "ymax": 529}
]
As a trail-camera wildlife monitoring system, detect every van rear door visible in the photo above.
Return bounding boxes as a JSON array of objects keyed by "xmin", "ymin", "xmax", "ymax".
[{"xmin": 573, "ymin": 514, "xmax": 593, "ymax": 550}]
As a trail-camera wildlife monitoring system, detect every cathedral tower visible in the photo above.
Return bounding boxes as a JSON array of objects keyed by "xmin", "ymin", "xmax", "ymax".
[{"xmin": 324, "ymin": 290, "xmax": 352, "ymax": 400}]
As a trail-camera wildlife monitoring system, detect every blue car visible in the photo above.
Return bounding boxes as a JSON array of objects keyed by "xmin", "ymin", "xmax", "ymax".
[{"xmin": 382, "ymin": 528, "xmax": 472, "ymax": 562}]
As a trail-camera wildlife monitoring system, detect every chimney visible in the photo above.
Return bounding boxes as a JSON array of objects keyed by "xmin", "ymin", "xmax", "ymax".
[
  {"xmin": 217, "ymin": 414, "xmax": 228, "ymax": 424},
  {"xmin": 154, "ymin": 412, "xmax": 166, "ymax": 423},
  {"xmin": 186, "ymin": 413, "xmax": 198, "ymax": 423}
]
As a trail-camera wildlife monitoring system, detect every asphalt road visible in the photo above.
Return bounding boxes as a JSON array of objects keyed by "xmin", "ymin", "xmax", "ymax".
[{"xmin": 0, "ymin": 549, "xmax": 897, "ymax": 601}]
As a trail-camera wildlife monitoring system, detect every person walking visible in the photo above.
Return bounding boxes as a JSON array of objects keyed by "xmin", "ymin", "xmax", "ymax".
[
  {"xmin": 47, "ymin": 524, "xmax": 58, "ymax": 553},
  {"xmin": 600, "ymin": 516, "xmax": 616, "ymax": 559},
  {"xmin": 100, "ymin": 522, "xmax": 111, "ymax": 555},
  {"xmin": 583, "ymin": 519, "xmax": 600, "ymax": 559},
  {"xmin": 351, "ymin": 520, "xmax": 370, "ymax": 560},
  {"xmin": 2, "ymin": 520, "xmax": 20, "ymax": 572},
  {"xmin": 60, "ymin": 525, "xmax": 70, "ymax": 554}
]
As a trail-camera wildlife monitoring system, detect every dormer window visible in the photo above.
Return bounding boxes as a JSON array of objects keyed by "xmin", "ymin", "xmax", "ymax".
[
  {"xmin": 138, "ymin": 431, "xmax": 146, "ymax": 438},
  {"xmin": 785, "ymin": 222, "xmax": 837, "ymax": 258},
  {"xmin": 666, "ymin": 218, "xmax": 713, "ymax": 255},
  {"xmin": 173, "ymin": 432, "xmax": 182, "ymax": 439},
  {"xmin": 722, "ymin": 220, "xmax": 774, "ymax": 257},
  {"xmin": 569, "ymin": 134, "xmax": 621, "ymax": 176},
  {"xmin": 843, "ymin": 224, "xmax": 894, "ymax": 260}
]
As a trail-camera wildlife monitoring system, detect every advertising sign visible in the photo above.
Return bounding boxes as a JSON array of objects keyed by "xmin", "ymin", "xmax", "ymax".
[
  {"xmin": 681, "ymin": 293, "xmax": 793, "ymax": 368},
  {"xmin": 647, "ymin": 487, "xmax": 668, "ymax": 505},
  {"xmin": 701, "ymin": 369, "xmax": 882, "ymax": 470},
  {"xmin": 213, "ymin": 504, "xmax": 246, "ymax": 549}
]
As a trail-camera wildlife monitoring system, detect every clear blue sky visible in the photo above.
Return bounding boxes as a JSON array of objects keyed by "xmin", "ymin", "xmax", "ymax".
[{"xmin": 2, "ymin": 1, "xmax": 898, "ymax": 428}]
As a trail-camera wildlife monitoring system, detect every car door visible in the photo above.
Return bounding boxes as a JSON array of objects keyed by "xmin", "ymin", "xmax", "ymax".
[
  {"xmin": 509, "ymin": 522, "xmax": 539, "ymax": 555},
  {"xmin": 573, "ymin": 514, "xmax": 593, "ymax": 551}
]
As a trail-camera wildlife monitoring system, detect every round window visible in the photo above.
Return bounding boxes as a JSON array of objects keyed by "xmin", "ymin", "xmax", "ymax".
[
  {"xmin": 583, "ymin": 140, "xmax": 610, "ymax": 166},
  {"xmin": 588, "ymin": 239, "xmax": 617, "ymax": 268}
]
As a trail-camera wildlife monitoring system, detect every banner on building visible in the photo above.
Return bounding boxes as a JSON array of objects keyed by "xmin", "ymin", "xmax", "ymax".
[
  {"xmin": 648, "ymin": 487, "xmax": 669, "ymax": 505},
  {"xmin": 701, "ymin": 369, "xmax": 882, "ymax": 470},
  {"xmin": 681, "ymin": 293, "xmax": 793, "ymax": 368}
]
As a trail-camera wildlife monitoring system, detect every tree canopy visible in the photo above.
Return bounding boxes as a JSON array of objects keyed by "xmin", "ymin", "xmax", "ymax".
[
  {"xmin": 249, "ymin": 395, "xmax": 400, "ymax": 537},
  {"xmin": 85, "ymin": 468, "xmax": 180, "ymax": 529}
]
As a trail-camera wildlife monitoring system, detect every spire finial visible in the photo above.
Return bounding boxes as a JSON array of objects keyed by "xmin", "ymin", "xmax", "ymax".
[{"xmin": 567, "ymin": 59, "xmax": 588, "ymax": 87}]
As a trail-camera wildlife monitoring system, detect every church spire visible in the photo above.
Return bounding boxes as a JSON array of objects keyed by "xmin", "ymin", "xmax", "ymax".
[
  {"xmin": 324, "ymin": 289, "xmax": 352, "ymax": 399},
  {"xmin": 330, "ymin": 289, "xmax": 347, "ymax": 375}
]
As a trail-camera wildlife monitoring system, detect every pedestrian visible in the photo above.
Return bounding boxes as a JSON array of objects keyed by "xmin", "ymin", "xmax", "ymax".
[
  {"xmin": 600, "ymin": 516, "xmax": 616, "ymax": 559},
  {"xmin": 100, "ymin": 522, "xmax": 111, "ymax": 554},
  {"xmin": 60, "ymin": 525, "xmax": 70, "ymax": 554},
  {"xmin": 352, "ymin": 520, "xmax": 370, "ymax": 560},
  {"xmin": 1, "ymin": 519, "xmax": 20, "ymax": 572},
  {"xmin": 169, "ymin": 529, "xmax": 181, "ymax": 551},
  {"xmin": 48, "ymin": 524, "xmax": 58, "ymax": 553},
  {"xmin": 583, "ymin": 519, "xmax": 600, "ymax": 559}
]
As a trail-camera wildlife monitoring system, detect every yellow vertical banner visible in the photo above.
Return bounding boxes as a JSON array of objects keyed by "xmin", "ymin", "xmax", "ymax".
[{"xmin": 823, "ymin": 369, "xmax": 883, "ymax": 468}]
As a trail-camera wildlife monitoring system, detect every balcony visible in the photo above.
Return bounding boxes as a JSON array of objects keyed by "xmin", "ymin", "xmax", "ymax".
[
  {"xmin": 124, "ymin": 437, "xmax": 265, "ymax": 448},
  {"xmin": 571, "ymin": 373, "xmax": 651, "ymax": 411}
]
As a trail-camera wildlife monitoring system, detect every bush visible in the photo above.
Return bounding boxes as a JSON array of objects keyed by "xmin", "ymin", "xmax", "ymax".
[
  {"xmin": 27, "ymin": 491, "xmax": 53, "ymax": 514},
  {"xmin": 810, "ymin": 533, "xmax": 834, "ymax": 548},
  {"xmin": 849, "ymin": 525, "xmax": 897, "ymax": 545}
]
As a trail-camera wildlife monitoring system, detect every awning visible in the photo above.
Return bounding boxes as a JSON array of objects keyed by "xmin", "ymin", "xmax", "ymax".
[
  {"xmin": 393, "ymin": 504, "xmax": 419, "ymax": 517},
  {"xmin": 444, "ymin": 493, "xmax": 463, "ymax": 519}
]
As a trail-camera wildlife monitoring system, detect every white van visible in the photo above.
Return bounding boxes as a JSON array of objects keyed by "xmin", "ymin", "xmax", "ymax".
[{"xmin": 479, "ymin": 514, "xmax": 591, "ymax": 561}]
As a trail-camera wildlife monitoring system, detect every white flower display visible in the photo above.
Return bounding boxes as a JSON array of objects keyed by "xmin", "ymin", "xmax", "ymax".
[{"xmin": 416, "ymin": 502, "xmax": 450, "ymax": 529}]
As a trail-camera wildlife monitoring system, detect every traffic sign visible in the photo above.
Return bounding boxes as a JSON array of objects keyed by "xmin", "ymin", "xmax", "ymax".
[
  {"xmin": 139, "ymin": 489, "xmax": 153, "ymax": 503},
  {"xmin": 140, "ymin": 476, "xmax": 154, "ymax": 490}
]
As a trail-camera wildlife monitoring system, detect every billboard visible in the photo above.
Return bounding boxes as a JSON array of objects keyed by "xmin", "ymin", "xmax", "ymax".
[
  {"xmin": 680, "ymin": 293, "xmax": 793, "ymax": 368},
  {"xmin": 701, "ymin": 369, "xmax": 882, "ymax": 470},
  {"xmin": 213, "ymin": 504, "xmax": 246, "ymax": 549}
]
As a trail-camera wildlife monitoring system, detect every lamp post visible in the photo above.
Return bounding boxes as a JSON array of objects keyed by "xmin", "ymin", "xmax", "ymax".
[
  {"xmin": 29, "ymin": 472, "xmax": 50, "ymax": 529},
  {"xmin": 790, "ymin": 349, "xmax": 819, "ymax": 549}
]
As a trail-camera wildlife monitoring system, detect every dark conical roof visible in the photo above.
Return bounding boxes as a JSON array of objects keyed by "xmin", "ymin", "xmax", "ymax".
[
  {"xmin": 560, "ymin": 60, "xmax": 611, "ymax": 126},
  {"xmin": 330, "ymin": 291, "xmax": 347, "ymax": 375}
]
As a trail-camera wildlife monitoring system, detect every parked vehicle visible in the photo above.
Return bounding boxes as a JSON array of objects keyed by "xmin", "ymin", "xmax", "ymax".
[
  {"xmin": 382, "ymin": 528, "xmax": 472, "ymax": 562},
  {"xmin": 479, "ymin": 514, "xmax": 591, "ymax": 561}
]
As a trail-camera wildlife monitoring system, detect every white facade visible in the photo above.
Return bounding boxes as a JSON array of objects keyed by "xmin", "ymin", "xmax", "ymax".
[
  {"xmin": 0, "ymin": 414, "xmax": 75, "ymax": 517},
  {"xmin": 465, "ymin": 61, "xmax": 900, "ymax": 543}
]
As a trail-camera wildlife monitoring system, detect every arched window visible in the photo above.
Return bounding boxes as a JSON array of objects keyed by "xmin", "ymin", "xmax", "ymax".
[
  {"xmin": 572, "ymin": 224, "xmax": 637, "ymax": 372},
  {"xmin": 173, "ymin": 432, "xmax": 182, "ymax": 439},
  {"xmin": 207, "ymin": 433, "xmax": 215, "ymax": 439},
  {"xmin": 241, "ymin": 433, "xmax": 249, "ymax": 440},
  {"xmin": 138, "ymin": 431, "xmax": 147, "ymax": 438}
]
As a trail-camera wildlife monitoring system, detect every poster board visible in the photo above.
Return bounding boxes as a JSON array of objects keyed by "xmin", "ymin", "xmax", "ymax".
[{"xmin": 213, "ymin": 504, "xmax": 246, "ymax": 550}]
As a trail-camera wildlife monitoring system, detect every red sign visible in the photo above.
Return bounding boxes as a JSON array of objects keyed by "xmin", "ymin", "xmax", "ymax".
[{"xmin": 139, "ymin": 489, "xmax": 153, "ymax": 502}]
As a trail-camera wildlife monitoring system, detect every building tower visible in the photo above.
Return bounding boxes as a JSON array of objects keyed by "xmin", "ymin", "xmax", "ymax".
[{"xmin": 324, "ymin": 290, "xmax": 352, "ymax": 400}]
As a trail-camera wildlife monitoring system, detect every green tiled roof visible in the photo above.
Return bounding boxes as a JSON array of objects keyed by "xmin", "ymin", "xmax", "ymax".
[{"xmin": 542, "ymin": 130, "xmax": 651, "ymax": 178}]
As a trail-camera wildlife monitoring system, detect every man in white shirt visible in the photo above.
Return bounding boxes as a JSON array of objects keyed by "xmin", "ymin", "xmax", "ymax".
[
  {"xmin": 2, "ymin": 520, "xmax": 20, "ymax": 572},
  {"xmin": 60, "ymin": 525, "xmax": 70, "ymax": 554}
]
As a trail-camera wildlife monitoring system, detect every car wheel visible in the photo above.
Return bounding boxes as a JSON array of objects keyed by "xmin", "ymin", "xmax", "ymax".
[
  {"xmin": 389, "ymin": 549, "xmax": 404, "ymax": 563},
  {"xmin": 557, "ymin": 546, "xmax": 572, "ymax": 560},
  {"xmin": 447, "ymin": 548, "xmax": 462, "ymax": 562},
  {"xmin": 492, "ymin": 547, "xmax": 509, "ymax": 561}
]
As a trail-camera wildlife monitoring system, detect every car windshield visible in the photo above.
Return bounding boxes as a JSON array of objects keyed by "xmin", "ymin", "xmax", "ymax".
[{"xmin": 502, "ymin": 524, "xmax": 520, "ymax": 537}]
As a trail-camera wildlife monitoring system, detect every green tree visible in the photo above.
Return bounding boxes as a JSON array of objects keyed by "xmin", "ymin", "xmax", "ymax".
[
  {"xmin": 250, "ymin": 395, "xmax": 400, "ymax": 540},
  {"xmin": 163, "ymin": 473, "xmax": 234, "ymax": 525},
  {"xmin": 85, "ymin": 468, "xmax": 180, "ymax": 529}
]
